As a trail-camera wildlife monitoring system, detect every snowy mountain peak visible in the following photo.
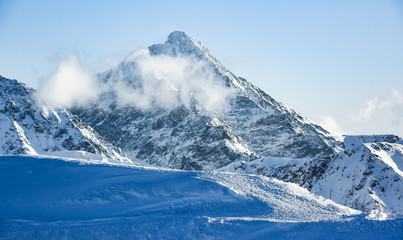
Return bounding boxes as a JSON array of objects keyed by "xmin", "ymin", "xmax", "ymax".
[
  {"xmin": 0, "ymin": 75, "xmax": 33, "ymax": 98},
  {"xmin": 166, "ymin": 31, "xmax": 197, "ymax": 45},
  {"xmin": 148, "ymin": 31, "xmax": 211, "ymax": 59},
  {"xmin": 75, "ymin": 32, "xmax": 344, "ymax": 170}
]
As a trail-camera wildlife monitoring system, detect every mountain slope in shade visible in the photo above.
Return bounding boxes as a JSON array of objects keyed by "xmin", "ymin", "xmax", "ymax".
[
  {"xmin": 221, "ymin": 135, "xmax": 403, "ymax": 215},
  {"xmin": 76, "ymin": 105, "xmax": 254, "ymax": 170},
  {"xmin": 73, "ymin": 31, "xmax": 341, "ymax": 170},
  {"xmin": 0, "ymin": 76, "xmax": 134, "ymax": 164}
]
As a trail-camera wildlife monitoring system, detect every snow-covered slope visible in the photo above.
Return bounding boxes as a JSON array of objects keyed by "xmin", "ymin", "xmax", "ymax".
[
  {"xmin": 73, "ymin": 31, "xmax": 342, "ymax": 170},
  {"xmin": 311, "ymin": 135, "xmax": 403, "ymax": 213},
  {"xmin": 222, "ymin": 135, "xmax": 403, "ymax": 215},
  {"xmin": 1, "ymin": 156, "xmax": 358, "ymax": 222},
  {"xmin": 5, "ymin": 156, "xmax": 401, "ymax": 239},
  {"xmin": 0, "ymin": 76, "xmax": 133, "ymax": 164}
]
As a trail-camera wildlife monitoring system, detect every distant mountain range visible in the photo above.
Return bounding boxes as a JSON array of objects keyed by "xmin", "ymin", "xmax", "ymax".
[{"xmin": 1, "ymin": 31, "xmax": 401, "ymax": 215}]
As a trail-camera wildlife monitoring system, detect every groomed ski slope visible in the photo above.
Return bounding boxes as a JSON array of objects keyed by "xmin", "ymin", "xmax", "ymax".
[{"xmin": 1, "ymin": 156, "xmax": 402, "ymax": 239}]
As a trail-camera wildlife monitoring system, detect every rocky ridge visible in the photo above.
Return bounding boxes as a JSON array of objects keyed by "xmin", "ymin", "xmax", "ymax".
[{"xmin": 0, "ymin": 75, "xmax": 133, "ymax": 164}]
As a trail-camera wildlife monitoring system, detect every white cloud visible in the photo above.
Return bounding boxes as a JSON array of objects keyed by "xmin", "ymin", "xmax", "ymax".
[
  {"xmin": 39, "ymin": 53, "xmax": 235, "ymax": 114},
  {"xmin": 321, "ymin": 90, "xmax": 403, "ymax": 137},
  {"xmin": 102, "ymin": 52, "xmax": 235, "ymax": 113},
  {"xmin": 39, "ymin": 55, "xmax": 99, "ymax": 108},
  {"xmin": 315, "ymin": 90, "xmax": 403, "ymax": 138},
  {"xmin": 357, "ymin": 98, "xmax": 379, "ymax": 120},
  {"xmin": 318, "ymin": 115, "xmax": 345, "ymax": 136},
  {"xmin": 354, "ymin": 90, "xmax": 403, "ymax": 125},
  {"xmin": 356, "ymin": 90, "xmax": 403, "ymax": 122},
  {"xmin": 134, "ymin": 54, "xmax": 235, "ymax": 113}
]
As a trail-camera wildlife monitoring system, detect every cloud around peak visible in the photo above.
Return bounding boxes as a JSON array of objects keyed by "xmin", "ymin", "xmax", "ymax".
[
  {"xmin": 39, "ymin": 55, "xmax": 99, "ymax": 108},
  {"xmin": 39, "ymin": 52, "xmax": 235, "ymax": 114}
]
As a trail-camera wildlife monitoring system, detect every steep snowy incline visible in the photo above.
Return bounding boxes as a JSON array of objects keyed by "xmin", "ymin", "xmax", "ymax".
[
  {"xmin": 73, "ymin": 31, "xmax": 341, "ymax": 170},
  {"xmin": 221, "ymin": 135, "xmax": 403, "ymax": 215},
  {"xmin": 0, "ymin": 76, "xmax": 133, "ymax": 164}
]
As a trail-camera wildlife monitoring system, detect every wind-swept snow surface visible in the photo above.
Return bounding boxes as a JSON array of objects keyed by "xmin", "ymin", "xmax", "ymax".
[{"xmin": 1, "ymin": 156, "xmax": 402, "ymax": 239}]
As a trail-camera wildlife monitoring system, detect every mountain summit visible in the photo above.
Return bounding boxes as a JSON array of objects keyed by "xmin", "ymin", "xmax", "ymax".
[
  {"xmin": 73, "ymin": 31, "xmax": 342, "ymax": 169},
  {"xmin": 149, "ymin": 31, "xmax": 211, "ymax": 57}
]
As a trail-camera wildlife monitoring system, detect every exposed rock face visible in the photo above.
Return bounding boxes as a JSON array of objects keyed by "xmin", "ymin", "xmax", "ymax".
[{"xmin": 76, "ymin": 104, "xmax": 254, "ymax": 170}]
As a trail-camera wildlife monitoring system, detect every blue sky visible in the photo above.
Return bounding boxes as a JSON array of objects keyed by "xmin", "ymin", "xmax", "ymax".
[{"xmin": 1, "ymin": 0, "xmax": 402, "ymax": 136}]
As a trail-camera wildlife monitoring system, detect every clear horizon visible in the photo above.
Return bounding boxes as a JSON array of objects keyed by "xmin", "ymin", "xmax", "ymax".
[{"xmin": 1, "ymin": 0, "xmax": 402, "ymax": 137}]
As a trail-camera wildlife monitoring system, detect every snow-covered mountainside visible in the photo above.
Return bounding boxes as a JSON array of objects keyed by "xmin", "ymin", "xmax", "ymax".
[
  {"xmin": 70, "ymin": 32, "xmax": 403, "ymax": 215},
  {"xmin": 4, "ymin": 156, "xmax": 401, "ymax": 239},
  {"xmin": 73, "ymin": 31, "xmax": 341, "ymax": 170},
  {"xmin": 0, "ymin": 76, "xmax": 133, "ymax": 164},
  {"xmin": 222, "ymin": 135, "xmax": 403, "ymax": 215}
]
